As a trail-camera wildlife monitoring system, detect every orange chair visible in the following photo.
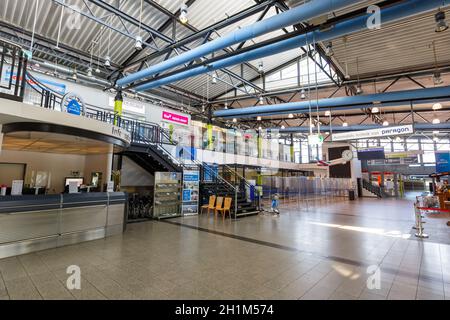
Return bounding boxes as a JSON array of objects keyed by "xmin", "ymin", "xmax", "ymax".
[
  {"xmin": 213, "ymin": 197, "xmax": 224, "ymax": 219},
  {"xmin": 216, "ymin": 197, "xmax": 232, "ymax": 221},
  {"xmin": 201, "ymin": 195, "xmax": 216, "ymax": 216}
]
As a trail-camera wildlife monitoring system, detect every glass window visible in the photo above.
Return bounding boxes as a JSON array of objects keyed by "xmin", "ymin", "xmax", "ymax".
[
  {"xmin": 421, "ymin": 139, "xmax": 435, "ymax": 164},
  {"xmin": 301, "ymin": 141, "xmax": 309, "ymax": 163},
  {"xmin": 436, "ymin": 139, "xmax": 450, "ymax": 151},
  {"xmin": 406, "ymin": 139, "xmax": 419, "ymax": 151}
]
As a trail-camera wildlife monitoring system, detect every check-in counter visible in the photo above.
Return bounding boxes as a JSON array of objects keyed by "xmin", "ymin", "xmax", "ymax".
[{"xmin": 0, "ymin": 192, "xmax": 127, "ymax": 259}]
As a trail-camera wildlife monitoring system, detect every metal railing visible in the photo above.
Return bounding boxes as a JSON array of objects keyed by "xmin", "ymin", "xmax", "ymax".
[{"xmin": 362, "ymin": 179, "xmax": 390, "ymax": 198}]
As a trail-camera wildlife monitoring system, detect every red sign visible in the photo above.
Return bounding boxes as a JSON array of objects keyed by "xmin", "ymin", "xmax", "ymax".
[{"xmin": 162, "ymin": 111, "xmax": 189, "ymax": 125}]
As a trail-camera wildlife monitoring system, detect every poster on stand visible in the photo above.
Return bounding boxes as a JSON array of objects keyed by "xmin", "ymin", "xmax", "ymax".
[{"xmin": 182, "ymin": 170, "xmax": 199, "ymax": 216}]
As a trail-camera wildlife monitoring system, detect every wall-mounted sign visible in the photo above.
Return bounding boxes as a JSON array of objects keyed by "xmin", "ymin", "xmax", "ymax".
[
  {"xmin": 436, "ymin": 152, "xmax": 450, "ymax": 173},
  {"xmin": 108, "ymin": 96, "xmax": 145, "ymax": 115},
  {"xmin": 162, "ymin": 111, "xmax": 189, "ymax": 125},
  {"xmin": 385, "ymin": 150, "xmax": 422, "ymax": 159},
  {"xmin": 61, "ymin": 92, "xmax": 85, "ymax": 116},
  {"xmin": 11, "ymin": 180, "xmax": 23, "ymax": 196},
  {"xmin": 332, "ymin": 125, "xmax": 414, "ymax": 141},
  {"xmin": 308, "ymin": 134, "xmax": 324, "ymax": 146},
  {"xmin": 182, "ymin": 170, "xmax": 199, "ymax": 216}
]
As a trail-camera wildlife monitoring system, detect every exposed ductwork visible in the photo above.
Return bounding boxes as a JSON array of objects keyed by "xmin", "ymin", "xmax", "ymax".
[
  {"xmin": 213, "ymin": 85, "xmax": 450, "ymax": 118},
  {"xmin": 134, "ymin": 0, "xmax": 450, "ymax": 92},
  {"xmin": 117, "ymin": 0, "xmax": 362, "ymax": 87}
]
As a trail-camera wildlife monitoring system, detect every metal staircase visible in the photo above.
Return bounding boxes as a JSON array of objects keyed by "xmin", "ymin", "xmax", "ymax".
[{"xmin": 362, "ymin": 179, "xmax": 390, "ymax": 198}]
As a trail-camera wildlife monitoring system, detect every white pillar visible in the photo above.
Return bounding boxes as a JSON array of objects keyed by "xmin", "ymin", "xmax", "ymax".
[{"xmin": 105, "ymin": 144, "xmax": 114, "ymax": 186}]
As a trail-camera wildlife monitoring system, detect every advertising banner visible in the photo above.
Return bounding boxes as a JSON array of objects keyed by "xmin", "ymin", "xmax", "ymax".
[
  {"xmin": 436, "ymin": 152, "xmax": 450, "ymax": 173},
  {"xmin": 162, "ymin": 111, "xmax": 189, "ymax": 125},
  {"xmin": 182, "ymin": 170, "xmax": 199, "ymax": 216},
  {"xmin": 332, "ymin": 125, "xmax": 414, "ymax": 141}
]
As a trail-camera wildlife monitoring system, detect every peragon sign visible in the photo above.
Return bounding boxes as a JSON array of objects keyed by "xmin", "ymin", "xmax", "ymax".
[{"xmin": 332, "ymin": 125, "xmax": 414, "ymax": 141}]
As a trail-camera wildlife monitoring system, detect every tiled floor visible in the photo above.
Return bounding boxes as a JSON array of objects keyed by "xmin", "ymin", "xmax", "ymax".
[{"xmin": 0, "ymin": 197, "xmax": 449, "ymax": 300}]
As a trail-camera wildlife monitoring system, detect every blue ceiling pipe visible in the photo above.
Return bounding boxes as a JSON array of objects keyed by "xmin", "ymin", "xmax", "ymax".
[
  {"xmin": 214, "ymin": 86, "xmax": 450, "ymax": 118},
  {"xmin": 117, "ymin": 0, "xmax": 360, "ymax": 87},
  {"xmin": 135, "ymin": 0, "xmax": 450, "ymax": 92},
  {"xmin": 275, "ymin": 123, "xmax": 450, "ymax": 133}
]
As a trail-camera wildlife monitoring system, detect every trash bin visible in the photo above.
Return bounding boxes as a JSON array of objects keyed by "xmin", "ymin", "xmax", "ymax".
[{"xmin": 348, "ymin": 190, "xmax": 355, "ymax": 201}]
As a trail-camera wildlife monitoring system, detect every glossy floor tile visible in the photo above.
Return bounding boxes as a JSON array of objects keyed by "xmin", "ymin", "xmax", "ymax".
[{"xmin": 0, "ymin": 197, "xmax": 449, "ymax": 300}]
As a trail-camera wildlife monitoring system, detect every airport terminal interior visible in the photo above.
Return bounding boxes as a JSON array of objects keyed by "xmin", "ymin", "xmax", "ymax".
[{"xmin": 0, "ymin": 0, "xmax": 449, "ymax": 301}]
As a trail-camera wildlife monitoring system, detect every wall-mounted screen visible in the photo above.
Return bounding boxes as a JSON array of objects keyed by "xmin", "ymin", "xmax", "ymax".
[{"xmin": 357, "ymin": 148, "xmax": 385, "ymax": 160}]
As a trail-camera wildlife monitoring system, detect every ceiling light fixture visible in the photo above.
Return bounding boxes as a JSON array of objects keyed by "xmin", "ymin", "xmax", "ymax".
[
  {"xmin": 211, "ymin": 73, "xmax": 217, "ymax": 84},
  {"xmin": 324, "ymin": 110, "xmax": 331, "ymax": 117},
  {"xmin": 257, "ymin": 116, "xmax": 262, "ymax": 121},
  {"xmin": 259, "ymin": 96, "xmax": 264, "ymax": 105},
  {"xmin": 433, "ymin": 71, "xmax": 443, "ymax": 85},
  {"xmin": 258, "ymin": 61, "xmax": 264, "ymax": 73},
  {"xmin": 433, "ymin": 130, "xmax": 440, "ymax": 135},
  {"xmin": 232, "ymin": 118, "xmax": 237, "ymax": 123},
  {"xmin": 87, "ymin": 67, "xmax": 93, "ymax": 78},
  {"xmin": 432, "ymin": 102, "xmax": 442, "ymax": 110},
  {"xmin": 356, "ymin": 84, "xmax": 363, "ymax": 95},
  {"xmin": 281, "ymin": 125, "xmax": 285, "ymax": 130},
  {"xmin": 325, "ymin": 42, "xmax": 334, "ymax": 57},
  {"xmin": 342, "ymin": 122, "xmax": 348, "ymax": 127},
  {"xmin": 180, "ymin": 4, "xmax": 188, "ymax": 24},
  {"xmin": 432, "ymin": 117, "xmax": 441, "ymax": 124},
  {"xmin": 135, "ymin": 36, "xmax": 143, "ymax": 51},
  {"xmin": 371, "ymin": 107, "xmax": 379, "ymax": 113},
  {"xmin": 104, "ymin": 56, "xmax": 111, "ymax": 67},
  {"xmin": 288, "ymin": 113, "xmax": 294, "ymax": 119},
  {"xmin": 382, "ymin": 120, "xmax": 389, "ymax": 126},
  {"xmin": 435, "ymin": 11, "xmax": 449, "ymax": 33},
  {"xmin": 300, "ymin": 88, "xmax": 306, "ymax": 99},
  {"xmin": 72, "ymin": 70, "xmax": 78, "ymax": 81}
]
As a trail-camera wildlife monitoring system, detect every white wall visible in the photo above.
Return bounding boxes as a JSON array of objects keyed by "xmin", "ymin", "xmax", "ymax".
[
  {"xmin": 0, "ymin": 150, "xmax": 113, "ymax": 194},
  {"xmin": 0, "ymin": 150, "xmax": 85, "ymax": 193},
  {"xmin": 84, "ymin": 154, "xmax": 109, "ymax": 188}
]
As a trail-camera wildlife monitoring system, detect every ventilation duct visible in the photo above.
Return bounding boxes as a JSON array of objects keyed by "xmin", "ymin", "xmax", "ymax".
[
  {"xmin": 117, "ymin": 0, "xmax": 361, "ymax": 87},
  {"xmin": 135, "ymin": 0, "xmax": 450, "ymax": 92}
]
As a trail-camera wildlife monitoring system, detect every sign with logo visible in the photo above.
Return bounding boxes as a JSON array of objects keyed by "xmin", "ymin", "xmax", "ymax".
[
  {"xmin": 61, "ymin": 92, "xmax": 85, "ymax": 116},
  {"xmin": 162, "ymin": 111, "xmax": 189, "ymax": 126},
  {"xmin": 111, "ymin": 127, "xmax": 131, "ymax": 144},
  {"xmin": 436, "ymin": 152, "xmax": 450, "ymax": 173},
  {"xmin": 332, "ymin": 125, "xmax": 414, "ymax": 141},
  {"xmin": 182, "ymin": 170, "xmax": 199, "ymax": 216}
]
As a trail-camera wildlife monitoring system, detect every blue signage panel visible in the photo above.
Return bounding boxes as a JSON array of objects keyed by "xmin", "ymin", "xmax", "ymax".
[
  {"xmin": 182, "ymin": 189, "xmax": 191, "ymax": 201},
  {"xmin": 176, "ymin": 146, "xmax": 197, "ymax": 160},
  {"xmin": 66, "ymin": 99, "xmax": 81, "ymax": 115},
  {"xmin": 435, "ymin": 152, "xmax": 450, "ymax": 173}
]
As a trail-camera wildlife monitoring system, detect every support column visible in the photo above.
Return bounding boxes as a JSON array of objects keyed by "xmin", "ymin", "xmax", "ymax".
[
  {"xmin": 105, "ymin": 144, "xmax": 114, "ymax": 191},
  {"xmin": 290, "ymin": 134, "xmax": 294, "ymax": 163}
]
